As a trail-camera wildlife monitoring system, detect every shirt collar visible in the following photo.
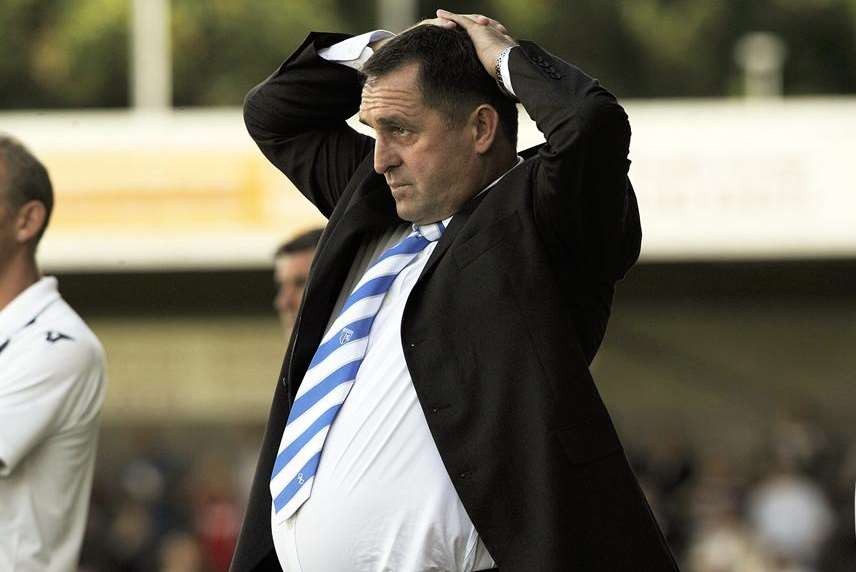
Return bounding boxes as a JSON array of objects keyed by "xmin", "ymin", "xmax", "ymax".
[
  {"xmin": 0, "ymin": 276, "xmax": 61, "ymax": 339},
  {"xmin": 474, "ymin": 155, "xmax": 524, "ymax": 200}
]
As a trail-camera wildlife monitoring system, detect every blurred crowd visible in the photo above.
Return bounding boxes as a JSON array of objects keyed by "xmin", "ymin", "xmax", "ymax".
[
  {"xmin": 77, "ymin": 411, "xmax": 854, "ymax": 572},
  {"xmin": 78, "ymin": 427, "xmax": 259, "ymax": 572},
  {"xmin": 633, "ymin": 411, "xmax": 855, "ymax": 572}
]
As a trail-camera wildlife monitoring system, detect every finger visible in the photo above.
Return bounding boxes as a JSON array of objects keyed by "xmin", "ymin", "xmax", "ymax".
[
  {"xmin": 483, "ymin": 18, "xmax": 510, "ymax": 34},
  {"xmin": 459, "ymin": 14, "xmax": 491, "ymax": 26},
  {"xmin": 436, "ymin": 9, "xmax": 478, "ymax": 29},
  {"xmin": 424, "ymin": 17, "xmax": 456, "ymax": 28},
  {"xmin": 457, "ymin": 12, "xmax": 511, "ymax": 35}
]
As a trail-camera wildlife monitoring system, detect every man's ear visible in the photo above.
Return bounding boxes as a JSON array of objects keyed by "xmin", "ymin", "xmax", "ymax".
[
  {"xmin": 471, "ymin": 104, "xmax": 500, "ymax": 154},
  {"xmin": 14, "ymin": 200, "xmax": 46, "ymax": 244}
]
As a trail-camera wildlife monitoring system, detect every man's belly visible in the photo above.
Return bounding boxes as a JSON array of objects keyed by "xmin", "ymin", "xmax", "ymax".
[
  {"xmin": 272, "ymin": 261, "xmax": 494, "ymax": 571},
  {"xmin": 273, "ymin": 365, "xmax": 486, "ymax": 571}
]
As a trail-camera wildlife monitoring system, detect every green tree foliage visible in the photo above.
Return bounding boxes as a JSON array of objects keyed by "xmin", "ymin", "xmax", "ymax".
[
  {"xmin": 483, "ymin": 0, "xmax": 856, "ymax": 97},
  {"xmin": 0, "ymin": 0, "xmax": 128, "ymax": 108},
  {"xmin": 0, "ymin": 0, "xmax": 854, "ymax": 109},
  {"xmin": 171, "ymin": 0, "xmax": 361, "ymax": 106}
]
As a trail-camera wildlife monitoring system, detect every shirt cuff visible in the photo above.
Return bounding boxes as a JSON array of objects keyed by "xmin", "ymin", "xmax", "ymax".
[
  {"xmin": 498, "ymin": 46, "xmax": 517, "ymax": 98},
  {"xmin": 317, "ymin": 30, "xmax": 395, "ymax": 71}
]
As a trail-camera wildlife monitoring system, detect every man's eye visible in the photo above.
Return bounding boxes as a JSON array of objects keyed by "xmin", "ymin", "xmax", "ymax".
[{"xmin": 392, "ymin": 126, "xmax": 409, "ymax": 136}]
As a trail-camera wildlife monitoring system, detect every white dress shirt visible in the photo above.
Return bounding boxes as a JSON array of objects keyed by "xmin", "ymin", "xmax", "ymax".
[
  {"xmin": 273, "ymin": 221, "xmax": 496, "ymax": 572},
  {"xmin": 0, "ymin": 277, "xmax": 107, "ymax": 572}
]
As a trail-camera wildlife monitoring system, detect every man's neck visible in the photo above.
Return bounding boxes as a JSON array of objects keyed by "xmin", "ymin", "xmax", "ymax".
[
  {"xmin": 477, "ymin": 148, "xmax": 519, "ymax": 192},
  {"xmin": 0, "ymin": 255, "xmax": 40, "ymax": 311}
]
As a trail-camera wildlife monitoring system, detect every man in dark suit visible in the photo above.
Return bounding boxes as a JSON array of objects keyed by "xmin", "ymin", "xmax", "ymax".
[{"xmin": 233, "ymin": 9, "xmax": 678, "ymax": 571}]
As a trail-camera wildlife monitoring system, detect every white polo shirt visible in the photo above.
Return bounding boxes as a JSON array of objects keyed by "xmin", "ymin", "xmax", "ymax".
[{"xmin": 0, "ymin": 277, "xmax": 107, "ymax": 572}]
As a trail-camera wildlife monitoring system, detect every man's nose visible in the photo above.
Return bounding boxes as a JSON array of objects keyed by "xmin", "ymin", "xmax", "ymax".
[
  {"xmin": 373, "ymin": 139, "xmax": 398, "ymax": 175},
  {"xmin": 285, "ymin": 286, "xmax": 303, "ymax": 313},
  {"xmin": 274, "ymin": 287, "xmax": 288, "ymax": 313}
]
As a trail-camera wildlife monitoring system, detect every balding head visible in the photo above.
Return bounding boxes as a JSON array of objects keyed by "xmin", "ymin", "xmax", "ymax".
[{"xmin": 0, "ymin": 134, "xmax": 53, "ymax": 246}]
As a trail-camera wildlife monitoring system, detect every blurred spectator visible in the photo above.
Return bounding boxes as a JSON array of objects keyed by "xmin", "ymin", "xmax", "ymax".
[
  {"xmin": 747, "ymin": 462, "xmax": 834, "ymax": 568},
  {"xmin": 687, "ymin": 452, "xmax": 744, "ymax": 532},
  {"xmin": 80, "ymin": 412, "xmax": 856, "ymax": 572},
  {"xmin": 107, "ymin": 500, "xmax": 158, "ymax": 570},
  {"xmin": 770, "ymin": 408, "xmax": 834, "ymax": 481},
  {"xmin": 158, "ymin": 531, "xmax": 204, "ymax": 572},
  {"xmin": 687, "ymin": 510, "xmax": 771, "ymax": 572},
  {"xmin": 189, "ymin": 454, "xmax": 241, "ymax": 571},
  {"xmin": 80, "ymin": 429, "xmax": 256, "ymax": 572},
  {"xmin": 273, "ymin": 227, "xmax": 323, "ymax": 336},
  {"xmin": 817, "ymin": 442, "xmax": 856, "ymax": 572}
]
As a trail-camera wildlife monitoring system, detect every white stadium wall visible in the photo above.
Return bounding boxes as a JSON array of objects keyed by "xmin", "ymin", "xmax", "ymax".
[{"xmin": 2, "ymin": 97, "xmax": 854, "ymax": 273}]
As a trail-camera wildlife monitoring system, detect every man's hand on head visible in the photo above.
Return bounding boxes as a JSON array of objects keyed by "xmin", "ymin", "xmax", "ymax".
[
  {"xmin": 435, "ymin": 9, "xmax": 518, "ymax": 80},
  {"xmin": 368, "ymin": 16, "xmax": 457, "ymax": 52}
]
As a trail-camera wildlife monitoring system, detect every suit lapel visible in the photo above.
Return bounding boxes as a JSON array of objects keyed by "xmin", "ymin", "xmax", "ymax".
[
  {"xmin": 418, "ymin": 195, "xmax": 479, "ymax": 280},
  {"xmin": 419, "ymin": 156, "xmax": 532, "ymax": 280}
]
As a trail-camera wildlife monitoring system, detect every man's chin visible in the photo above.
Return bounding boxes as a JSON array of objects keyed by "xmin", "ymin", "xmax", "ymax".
[
  {"xmin": 279, "ymin": 315, "xmax": 296, "ymax": 336},
  {"xmin": 393, "ymin": 200, "xmax": 419, "ymax": 223}
]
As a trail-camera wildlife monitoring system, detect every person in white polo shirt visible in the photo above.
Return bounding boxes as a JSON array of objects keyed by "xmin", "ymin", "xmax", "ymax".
[{"xmin": 0, "ymin": 134, "xmax": 107, "ymax": 571}]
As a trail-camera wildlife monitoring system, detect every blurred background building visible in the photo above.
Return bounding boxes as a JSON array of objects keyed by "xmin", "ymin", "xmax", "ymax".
[{"xmin": 1, "ymin": 1, "xmax": 855, "ymax": 570}]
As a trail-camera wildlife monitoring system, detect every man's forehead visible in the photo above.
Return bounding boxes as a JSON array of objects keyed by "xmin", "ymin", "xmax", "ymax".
[
  {"xmin": 360, "ymin": 65, "xmax": 423, "ymax": 112},
  {"xmin": 277, "ymin": 249, "xmax": 314, "ymax": 267},
  {"xmin": 363, "ymin": 61, "xmax": 421, "ymax": 88}
]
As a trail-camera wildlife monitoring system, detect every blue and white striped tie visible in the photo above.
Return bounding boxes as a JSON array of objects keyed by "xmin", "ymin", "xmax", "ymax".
[{"xmin": 270, "ymin": 221, "xmax": 446, "ymax": 522}]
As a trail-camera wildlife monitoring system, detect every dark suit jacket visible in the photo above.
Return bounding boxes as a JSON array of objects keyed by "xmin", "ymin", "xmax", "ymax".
[{"xmin": 232, "ymin": 32, "xmax": 679, "ymax": 572}]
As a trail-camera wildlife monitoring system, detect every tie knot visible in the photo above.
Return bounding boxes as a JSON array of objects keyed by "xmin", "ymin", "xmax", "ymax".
[{"xmin": 414, "ymin": 221, "xmax": 445, "ymax": 242}]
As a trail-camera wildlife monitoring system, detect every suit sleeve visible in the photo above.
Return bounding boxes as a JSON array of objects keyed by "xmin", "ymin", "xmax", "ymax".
[
  {"xmin": 511, "ymin": 41, "xmax": 641, "ymax": 282},
  {"xmin": 243, "ymin": 32, "xmax": 375, "ymax": 218}
]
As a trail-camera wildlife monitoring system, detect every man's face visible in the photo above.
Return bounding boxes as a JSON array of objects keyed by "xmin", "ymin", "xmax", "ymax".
[
  {"xmin": 0, "ymin": 190, "xmax": 18, "ymax": 271},
  {"xmin": 273, "ymin": 249, "xmax": 315, "ymax": 334},
  {"xmin": 359, "ymin": 63, "xmax": 481, "ymax": 224}
]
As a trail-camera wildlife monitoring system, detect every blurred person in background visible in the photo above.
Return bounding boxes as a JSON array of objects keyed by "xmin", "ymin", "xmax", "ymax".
[
  {"xmin": 817, "ymin": 441, "xmax": 856, "ymax": 572},
  {"xmin": 273, "ymin": 227, "xmax": 323, "ymax": 337},
  {"xmin": 158, "ymin": 530, "xmax": 205, "ymax": 572},
  {"xmin": 190, "ymin": 453, "xmax": 242, "ymax": 571},
  {"xmin": 687, "ymin": 509, "xmax": 772, "ymax": 572},
  {"xmin": 0, "ymin": 134, "xmax": 107, "ymax": 570},
  {"xmin": 235, "ymin": 9, "xmax": 676, "ymax": 572},
  {"xmin": 747, "ymin": 457, "xmax": 834, "ymax": 570}
]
